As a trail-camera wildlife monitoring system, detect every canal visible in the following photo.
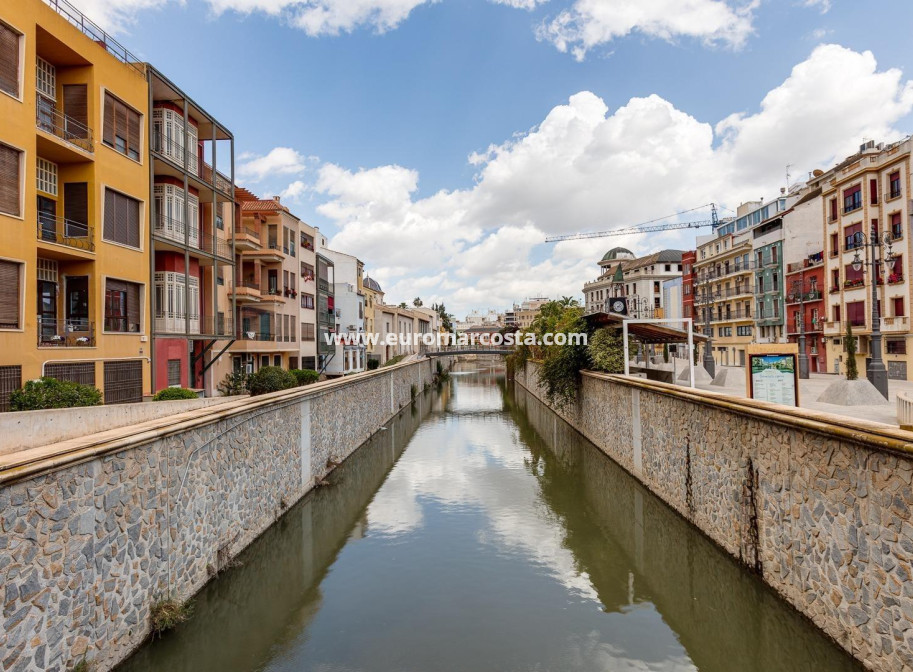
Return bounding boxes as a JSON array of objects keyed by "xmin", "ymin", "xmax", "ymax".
[{"xmin": 119, "ymin": 362, "xmax": 862, "ymax": 672}]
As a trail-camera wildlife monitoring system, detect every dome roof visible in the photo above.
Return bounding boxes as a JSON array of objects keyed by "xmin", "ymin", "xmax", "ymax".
[
  {"xmin": 601, "ymin": 247, "xmax": 635, "ymax": 262},
  {"xmin": 363, "ymin": 276, "xmax": 383, "ymax": 293}
]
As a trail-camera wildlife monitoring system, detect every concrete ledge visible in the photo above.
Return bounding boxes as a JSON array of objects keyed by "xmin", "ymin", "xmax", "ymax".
[
  {"xmin": 0, "ymin": 358, "xmax": 437, "ymax": 486},
  {"xmin": 0, "ymin": 396, "xmax": 237, "ymax": 455},
  {"xmin": 589, "ymin": 371, "xmax": 913, "ymax": 455}
]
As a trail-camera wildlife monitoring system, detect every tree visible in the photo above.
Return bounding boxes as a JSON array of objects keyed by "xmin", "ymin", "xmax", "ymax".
[
  {"xmin": 398, "ymin": 302, "xmax": 408, "ymax": 309},
  {"xmin": 413, "ymin": 297, "xmax": 423, "ymax": 307},
  {"xmin": 588, "ymin": 328, "xmax": 625, "ymax": 373},
  {"xmin": 663, "ymin": 343, "xmax": 670, "ymax": 363},
  {"xmin": 527, "ymin": 300, "xmax": 591, "ymax": 409},
  {"xmin": 845, "ymin": 321, "xmax": 858, "ymax": 380},
  {"xmin": 432, "ymin": 302, "xmax": 454, "ymax": 332}
]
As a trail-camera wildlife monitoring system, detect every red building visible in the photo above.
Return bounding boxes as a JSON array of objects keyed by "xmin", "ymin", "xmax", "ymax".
[
  {"xmin": 682, "ymin": 250, "xmax": 696, "ymax": 323},
  {"xmin": 785, "ymin": 251, "xmax": 827, "ymax": 373}
]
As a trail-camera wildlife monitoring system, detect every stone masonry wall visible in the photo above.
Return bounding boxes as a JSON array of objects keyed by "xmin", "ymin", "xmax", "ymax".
[
  {"xmin": 0, "ymin": 358, "xmax": 447, "ymax": 672},
  {"xmin": 517, "ymin": 361, "xmax": 913, "ymax": 672}
]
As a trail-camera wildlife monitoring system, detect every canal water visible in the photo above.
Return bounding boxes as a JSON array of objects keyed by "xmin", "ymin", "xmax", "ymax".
[{"xmin": 119, "ymin": 362, "xmax": 862, "ymax": 672}]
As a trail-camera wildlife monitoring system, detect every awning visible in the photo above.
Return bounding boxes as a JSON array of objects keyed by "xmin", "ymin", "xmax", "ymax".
[{"xmin": 584, "ymin": 312, "xmax": 709, "ymax": 344}]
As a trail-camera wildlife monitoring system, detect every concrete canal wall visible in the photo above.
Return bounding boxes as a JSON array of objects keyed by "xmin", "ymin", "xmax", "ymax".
[
  {"xmin": 0, "ymin": 358, "xmax": 448, "ymax": 672},
  {"xmin": 517, "ymin": 361, "xmax": 913, "ymax": 672}
]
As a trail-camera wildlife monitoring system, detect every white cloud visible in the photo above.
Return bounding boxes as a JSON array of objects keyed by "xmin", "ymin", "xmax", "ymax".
[
  {"xmin": 278, "ymin": 180, "xmax": 309, "ymax": 202},
  {"xmin": 236, "ymin": 147, "xmax": 309, "ymax": 182},
  {"xmin": 313, "ymin": 44, "xmax": 913, "ymax": 316},
  {"xmin": 804, "ymin": 0, "xmax": 831, "ymax": 13},
  {"xmin": 537, "ymin": 0, "xmax": 757, "ymax": 61}
]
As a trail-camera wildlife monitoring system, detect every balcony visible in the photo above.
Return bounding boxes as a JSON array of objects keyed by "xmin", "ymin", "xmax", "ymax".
[
  {"xmin": 882, "ymin": 316, "xmax": 909, "ymax": 333},
  {"xmin": 37, "ymin": 215, "xmax": 94, "ymax": 252},
  {"xmin": 200, "ymin": 235, "xmax": 233, "ymax": 261},
  {"xmin": 785, "ymin": 290, "xmax": 822, "ymax": 305},
  {"xmin": 885, "ymin": 188, "xmax": 903, "ymax": 202},
  {"xmin": 152, "ymin": 132, "xmax": 199, "ymax": 176},
  {"xmin": 786, "ymin": 321, "xmax": 822, "ymax": 336},
  {"xmin": 234, "ymin": 225, "xmax": 261, "ymax": 251},
  {"xmin": 843, "ymin": 200, "xmax": 862, "ymax": 215},
  {"xmin": 756, "ymin": 310, "xmax": 782, "ymax": 326},
  {"xmin": 37, "ymin": 318, "xmax": 95, "ymax": 347},
  {"xmin": 786, "ymin": 254, "xmax": 824, "ymax": 273},
  {"xmin": 259, "ymin": 288, "xmax": 286, "ymax": 304},
  {"xmin": 237, "ymin": 329, "xmax": 275, "ymax": 342},
  {"xmin": 154, "ymin": 313, "xmax": 201, "ymax": 335},
  {"xmin": 242, "ymin": 243, "xmax": 284, "ymax": 264},
  {"xmin": 229, "ymin": 282, "xmax": 262, "ymax": 303},
  {"xmin": 711, "ymin": 309, "xmax": 751, "ymax": 323},
  {"xmin": 199, "ymin": 162, "xmax": 232, "ymax": 197},
  {"xmin": 153, "ymin": 213, "xmax": 200, "ymax": 250},
  {"xmin": 36, "ymin": 103, "xmax": 94, "ymax": 155}
]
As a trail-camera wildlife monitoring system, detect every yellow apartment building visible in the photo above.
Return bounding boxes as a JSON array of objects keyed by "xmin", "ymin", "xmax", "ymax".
[{"xmin": 0, "ymin": 0, "xmax": 151, "ymax": 408}]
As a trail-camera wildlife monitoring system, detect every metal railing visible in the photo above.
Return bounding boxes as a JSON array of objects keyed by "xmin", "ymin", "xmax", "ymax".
[
  {"xmin": 37, "ymin": 317, "xmax": 95, "ymax": 347},
  {"xmin": 153, "ymin": 213, "xmax": 200, "ymax": 249},
  {"xmin": 41, "ymin": 0, "xmax": 145, "ymax": 75},
  {"xmin": 235, "ymin": 225, "xmax": 260, "ymax": 241},
  {"xmin": 785, "ymin": 290, "xmax": 822, "ymax": 304},
  {"xmin": 103, "ymin": 317, "xmax": 141, "ymax": 333},
  {"xmin": 886, "ymin": 188, "xmax": 903, "ymax": 202},
  {"xmin": 237, "ymin": 329, "xmax": 275, "ymax": 341},
  {"xmin": 36, "ymin": 104, "xmax": 93, "ymax": 152},
  {"xmin": 152, "ymin": 132, "xmax": 199, "ymax": 175},
  {"xmin": 201, "ymin": 235, "xmax": 232, "ymax": 260},
  {"xmin": 36, "ymin": 216, "xmax": 94, "ymax": 251}
]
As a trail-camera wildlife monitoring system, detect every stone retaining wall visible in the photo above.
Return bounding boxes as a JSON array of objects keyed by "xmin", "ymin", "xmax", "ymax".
[
  {"xmin": 516, "ymin": 361, "xmax": 913, "ymax": 672},
  {"xmin": 0, "ymin": 358, "xmax": 448, "ymax": 672}
]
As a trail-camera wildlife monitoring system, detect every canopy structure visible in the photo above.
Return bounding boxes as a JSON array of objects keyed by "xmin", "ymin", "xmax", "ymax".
[{"xmin": 584, "ymin": 313, "xmax": 709, "ymax": 388}]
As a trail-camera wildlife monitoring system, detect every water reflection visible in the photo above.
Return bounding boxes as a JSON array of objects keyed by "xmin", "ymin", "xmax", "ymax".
[{"xmin": 118, "ymin": 362, "xmax": 861, "ymax": 672}]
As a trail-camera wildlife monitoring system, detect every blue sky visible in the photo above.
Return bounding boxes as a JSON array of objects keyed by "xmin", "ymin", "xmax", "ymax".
[{"xmin": 80, "ymin": 0, "xmax": 913, "ymax": 316}]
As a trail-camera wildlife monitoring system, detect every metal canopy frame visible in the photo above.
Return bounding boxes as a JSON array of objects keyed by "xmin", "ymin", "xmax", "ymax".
[{"xmin": 623, "ymin": 318, "xmax": 696, "ymax": 389}]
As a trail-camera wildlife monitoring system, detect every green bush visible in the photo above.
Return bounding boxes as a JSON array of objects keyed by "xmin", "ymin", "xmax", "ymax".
[
  {"xmin": 588, "ymin": 328, "xmax": 625, "ymax": 374},
  {"xmin": 367, "ymin": 359, "xmax": 380, "ymax": 370},
  {"xmin": 152, "ymin": 387, "xmax": 198, "ymax": 401},
  {"xmin": 218, "ymin": 370, "xmax": 249, "ymax": 396},
  {"xmin": 291, "ymin": 369, "xmax": 320, "ymax": 386},
  {"xmin": 247, "ymin": 366, "xmax": 297, "ymax": 396},
  {"xmin": 382, "ymin": 354, "xmax": 406, "ymax": 367},
  {"xmin": 10, "ymin": 377, "xmax": 102, "ymax": 411}
]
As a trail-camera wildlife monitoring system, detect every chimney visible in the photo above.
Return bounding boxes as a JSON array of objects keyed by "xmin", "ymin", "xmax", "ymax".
[{"xmin": 273, "ymin": 195, "xmax": 281, "ymax": 203}]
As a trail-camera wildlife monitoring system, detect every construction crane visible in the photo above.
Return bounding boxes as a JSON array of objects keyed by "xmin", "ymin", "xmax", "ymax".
[{"xmin": 545, "ymin": 203, "xmax": 719, "ymax": 243}]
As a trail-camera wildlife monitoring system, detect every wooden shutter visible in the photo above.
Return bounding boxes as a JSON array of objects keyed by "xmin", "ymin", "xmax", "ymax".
[
  {"xmin": 103, "ymin": 93, "xmax": 115, "ymax": 146},
  {"xmin": 104, "ymin": 189, "xmax": 140, "ymax": 247},
  {"xmin": 127, "ymin": 108, "xmax": 140, "ymax": 157},
  {"xmin": 63, "ymin": 84, "xmax": 88, "ymax": 139},
  {"xmin": 0, "ymin": 260, "xmax": 20, "ymax": 328},
  {"xmin": 0, "ymin": 143, "xmax": 20, "ymax": 217},
  {"xmin": 115, "ymin": 102, "xmax": 128, "ymax": 146},
  {"xmin": 0, "ymin": 22, "xmax": 19, "ymax": 97},
  {"xmin": 64, "ymin": 182, "xmax": 88, "ymax": 227}
]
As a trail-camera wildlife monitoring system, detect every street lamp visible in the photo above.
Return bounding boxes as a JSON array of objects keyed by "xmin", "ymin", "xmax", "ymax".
[
  {"xmin": 850, "ymin": 226, "xmax": 897, "ymax": 399},
  {"xmin": 790, "ymin": 272, "xmax": 817, "ymax": 379}
]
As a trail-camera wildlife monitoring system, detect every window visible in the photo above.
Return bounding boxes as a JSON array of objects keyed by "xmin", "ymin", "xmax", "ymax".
[
  {"xmin": 302, "ymin": 323, "xmax": 315, "ymax": 341},
  {"xmin": 35, "ymin": 56, "xmax": 55, "ymax": 100},
  {"xmin": 833, "ymin": 305, "xmax": 841, "ymax": 323},
  {"xmin": 737, "ymin": 325, "xmax": 752, "ymax": 337},
  {"xmin": 273, "ymin": 354, "xmax": 281, "ymax": 367},
  {"xmin": 843, "ymin": 184, "xmax": 862, "ymax": 213},
  {"xmin": 0, "ymin": 21, "xmax": 20, "ymax": 98},
  {"xmin": 216, "ymin": 214, "xmax": 224, "ymax": 230},
  {"xmin": 889, "ymin": 171, "xmax": 901, "ymax": 199},
  {"xmin": 829, "ymin": 198, "xmax": 838, "ymax": 221},
  {"xmin": 36, "ymin": 157, "xmax": 57, "ymax": 196},
  {"xmin": 892, "ymin": 213, "xmax": 903, "ymax": 240},
  {"xmin": 847, "ymin": 301, "xmax": 866, "ymax": 327},
  {"xmin": 894, "ymin": 297, "xmax": 905, "ymax": 318},
  {"xmin": 830, "ymin": 233, "xmax": 838, "ymax": 256},
  {"xmin": 0, "ymin": 259, "xmax": 21, "ymax": 328},
  {"xmin": 153, "ymin": 183, "xmax": 199, "ymax": 248},
  {"xmin": 65, "ymin": 275, "xmax": 89, "ymax": 330},
  {"xmin": 152, "ymin": 107, "xmax": 198, "ymax": 172},
  {"xmin": 887, "ymin": 339, "xmax": 907, "ymax": 355},
  {"xmin": 103, "ymin": 93, "xmax": 141, "ymax": 160},
  {"xmin": 844, "ymin": 263, "xmax": 863, "ymax": 285},
  {"xmin": 104, "ymin": 279, "xmax": 141, "ymax": 332},
  {"xmin": 104, "ymin": 188, "xmax": 141, "ymax": 248},
  {"xmin": 844, "ymin": 223, "xmax": 862, "ymax": 250},
  {"xmin": 0, "ymin": 142, "xmax": 22, "ymax": 216},
  {"xmin": 301, "ymin": 293, "xmax": 315, "ymax": 309},
  {"xmin": 167, "ymin": 359, "xmax": 181, "ymax": 386}
]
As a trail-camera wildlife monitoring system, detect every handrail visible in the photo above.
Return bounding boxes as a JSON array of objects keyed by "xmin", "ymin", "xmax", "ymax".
[
  {"xmin": 36, "ymin": 104, "xmax": 93, "ymax": 152},
  {"xmin": 36, "ymin": 215, "xmax": 94, "ymax": 252}
]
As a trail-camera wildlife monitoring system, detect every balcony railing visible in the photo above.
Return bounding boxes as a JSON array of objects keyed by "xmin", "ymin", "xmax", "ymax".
[
  {"xmin": 154, "ymin": 213, "xmax": 200, "ymax": 250},
  {"xmin": 710, "ymin": 309, "xmax": 752, "ymax": 322},
  {"xmin": 785, "ymin": 290, "xmax": 822, "ymax": 304},
  {"xmin": 37, "ymin": 318, "xmax": 95, "ymax": 347},
  {"xmin": 199, "ymin": 162, "xmax": 232, "ymax": 195},
  {"xmin": 36, "ymin": 104, "xmax": 94, "ymax": 153},
  {"xmin": 37, "ymin": 215, "xmax": 94, "ymax": 252},
  {"xmin": 103, "ymin": 317, "xmax": 141, "ymax": 333},
  {"xmin": 201, "ymin": 235, "xmax": 232, "ymax": 260},
  {"xmin": 886, "ymin": 188, "xmax": 902, "ymax": 202},
  {"xmin": 235, "ymin": 225, "xmax": 260, "ymax": 241},
  {"xmin": 237, "ymin": 329, "xmax": 275, "ymax": 342},
  {"xmin": 152, "ymin": 132, "xmax": 199, "ymax": 175},
  {"xmin": 41, "ymin": 0, "xmax": 144, "ymax": 74},
  {"xmin": 844, "ymin": 200, "xmax": 862, "ymax": 214},
  {"xmin": 154, "ymin": 313, "xmax": 201, "ymax": 334}
]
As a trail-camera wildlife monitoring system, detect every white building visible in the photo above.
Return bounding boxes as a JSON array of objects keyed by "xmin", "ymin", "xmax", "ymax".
[
  {"xmin": 318, "ymin": 247, "xmax": 366, "ymax": 376},
  {"xmin": 583, "ymin": 247, "xmax": 684, "ymax": 317}
]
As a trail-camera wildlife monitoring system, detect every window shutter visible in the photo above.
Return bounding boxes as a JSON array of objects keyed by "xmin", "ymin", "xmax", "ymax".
[
  {"xmin": 0, "ymin": 260, "xmax": 20, "ymax": 328},
  {"xmin": 0, "ymin": 22, "xmax": 19, "ymax": 97},
  {"xmin": 104, "ymin": 189, "xmax": 140, "ymax": 247},
  {"xmin": 0, "ymin": 143, "xmax": 20, "ymax": 217},
  {"xmin": 103, "ymin": 93, "xmax": 115, "ymax": 146},
  {"xmin": 127, "ymin": 108, "xmax": 140, "ymax": 156},
  {"xmin": 115, "ymin": 102, "xmax": 128, "ymax": 143},
  {"xmin": 63, "ymin": 84, "xmax": 88, "ymax": 139},
  {"xmin": 106, "ymin": 279, "xmax": 141, "ymax": 331},
  {"xmin": 64, "ymin": 182, "xmax": 88, "ymax": 229}
]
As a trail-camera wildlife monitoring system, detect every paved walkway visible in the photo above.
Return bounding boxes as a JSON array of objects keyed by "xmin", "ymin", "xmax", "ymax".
[{"xmin": 673, "ymin": 363, "xmax": 906, "ymax": 427}]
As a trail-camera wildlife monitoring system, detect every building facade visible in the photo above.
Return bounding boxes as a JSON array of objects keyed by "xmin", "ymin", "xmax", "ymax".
[
  {"xmin": 821, "ymin": 138, "xmax": 913, "ymax": 379},
  {"xmin": 319, "ymin": 247, "xmax": 365, "ymax": 377},
  {"xmin": 584, "ymin": 247, "xmax": 683, "ymax": 317},
  {"xmin": 0, "ymin": 0, "xmax": 152, "ymax": 408}
]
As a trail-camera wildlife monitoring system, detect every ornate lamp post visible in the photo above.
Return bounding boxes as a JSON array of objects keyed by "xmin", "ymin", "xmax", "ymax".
[
  {"xmin": 790, "ymin": 272, "xmax": 817, "ymax": 379},
  {"xmin": 851, "ymin": 226, "xmax": 897, "ymax": 399}
]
